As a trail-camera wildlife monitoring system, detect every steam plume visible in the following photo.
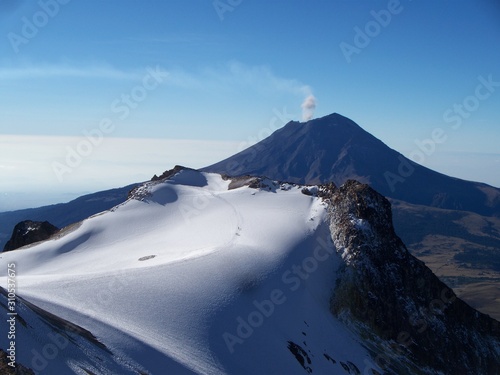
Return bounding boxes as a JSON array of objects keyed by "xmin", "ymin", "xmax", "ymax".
[{"xmin": 301, "ymin": 94, "xmax": 316, "ymax": 121}]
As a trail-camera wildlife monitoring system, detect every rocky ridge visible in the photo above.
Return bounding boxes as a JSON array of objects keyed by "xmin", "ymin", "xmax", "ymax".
[{"xmin": 328, "ymin": 180, "xmax": 500, "ymax": 374}]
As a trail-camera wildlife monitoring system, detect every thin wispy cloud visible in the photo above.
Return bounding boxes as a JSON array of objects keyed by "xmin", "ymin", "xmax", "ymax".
[
  {"xmin": 203, "ymin": 61, "xmax": 310, "ymax": 96},
  {"xmin": 0, "ymin": 65, "xmax": 143, "ymax": 81},
  {"xmin": 0, "ymin": 60, "xmax": 311, "ymax": 93},
  {"xmin": 198, "ymin": 61, "xmax": 316, "ymax": 117},
  {"xmin": 0, "ymin": 60, "xmax": 315, "ymax": 123}
]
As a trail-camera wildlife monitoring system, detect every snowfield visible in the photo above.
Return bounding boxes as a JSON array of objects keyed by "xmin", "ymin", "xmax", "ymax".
[{"xmin": 1, "ymin": 170, "xmax": 381, "ymax": 374}]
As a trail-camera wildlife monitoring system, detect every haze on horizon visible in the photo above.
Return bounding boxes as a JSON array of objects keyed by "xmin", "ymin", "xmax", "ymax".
[{"xmin": 0, "ymin": 0, "xmax": 499, "ymax": 211}]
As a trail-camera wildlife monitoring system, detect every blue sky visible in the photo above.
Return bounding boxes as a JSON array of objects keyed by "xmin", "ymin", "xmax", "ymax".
[{"xmin": 0, "ymin": 0, "xmax": 499, "ymax": 210}]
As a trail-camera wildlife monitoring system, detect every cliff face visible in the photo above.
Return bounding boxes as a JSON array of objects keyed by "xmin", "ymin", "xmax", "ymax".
[{"xmin": 328, "ymin": 180, "xmax": 500, "ymax": 374}]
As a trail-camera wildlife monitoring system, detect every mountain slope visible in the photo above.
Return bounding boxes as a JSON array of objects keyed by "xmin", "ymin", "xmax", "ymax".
[
  {"xmin": 0, "ymin": 171, "xmax": 377, "ymax": 374},
  {"xmin": 390, "ymin": 199, "xmax": 500, "ymax": 319},
  {"xmin": 203, "ymin": 113, "xmax": 500, "ymax": 320},
  {"xmin": 1, "ymin": 169, "xmax": 498, "ymax": 374},
  {"xmin": 203, "ymin": 113, "xmax": 500, "ymax": 217},
  {"xmin": 0, "ymin": 184, "xmax": 137, "ymax": 251}
]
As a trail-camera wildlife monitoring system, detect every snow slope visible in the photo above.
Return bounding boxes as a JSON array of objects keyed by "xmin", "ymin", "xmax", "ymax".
[{"xmin": 1, "ymin": 170, "xmax": 381, "ymax": 374}]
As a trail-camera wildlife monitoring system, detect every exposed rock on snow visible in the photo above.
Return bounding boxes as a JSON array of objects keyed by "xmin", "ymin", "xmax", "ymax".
[
  {"xmin": 150, "ymin": 164, "xmax": 193, "ymax": 182},
  {"xmin": 3, "ymin": 220, "xmax": 59, "ymax": 252}
]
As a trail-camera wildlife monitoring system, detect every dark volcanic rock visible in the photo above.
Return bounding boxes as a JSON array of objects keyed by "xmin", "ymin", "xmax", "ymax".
[
  {"xmin": 328, "ymin": 180, "xmax": 500, "ymax": 374},
  {"xmin": 150, "ymin": 165, "xmax": 194, "ymax": 182},
  {"xmin": 0, "ymin": 349, "xmax": 34, "ymax": 375},
  {"xmin": 3, "ymin": 220, "xmax": 59, "ymax": 252},
  {"xmin": 287, "ymin": 341, "xmax": 312, "ymax": 373}
]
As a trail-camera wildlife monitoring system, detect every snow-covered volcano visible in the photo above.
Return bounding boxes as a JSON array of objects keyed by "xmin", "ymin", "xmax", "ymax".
[
  {"xmin": 0, "ymin": 169, "xmax": 375, "ymax": 374},
  {"xmin": 1, "ymin": 168, "xmax": 499, "ymax": 374}
]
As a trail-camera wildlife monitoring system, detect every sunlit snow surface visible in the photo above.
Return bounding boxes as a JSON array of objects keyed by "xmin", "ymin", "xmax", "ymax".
[{"xmin": 1, "ymin": 171, "xmax": 380, "ymax": 374}]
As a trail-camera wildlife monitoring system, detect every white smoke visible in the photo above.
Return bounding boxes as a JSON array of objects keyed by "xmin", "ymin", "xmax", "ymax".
[{"xmin": 301, "ymin": 94, "xmax": 317, "ymax": 122}]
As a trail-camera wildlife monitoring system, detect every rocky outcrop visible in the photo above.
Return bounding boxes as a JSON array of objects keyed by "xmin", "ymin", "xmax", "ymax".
[
  {"xmin": 0, "ymin": 349, "xmax": 34, "ymax": 375},
  {"xmin": 150, "ymin": 165, "xmax": 193, "ymax": 182},
  {"xmin": 3, "ymin": 220, "xmax": 59, "ymax": 252},
  {"xmin": 328, "ymin": 180, "xmax": 500, "ymax": 374}
]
